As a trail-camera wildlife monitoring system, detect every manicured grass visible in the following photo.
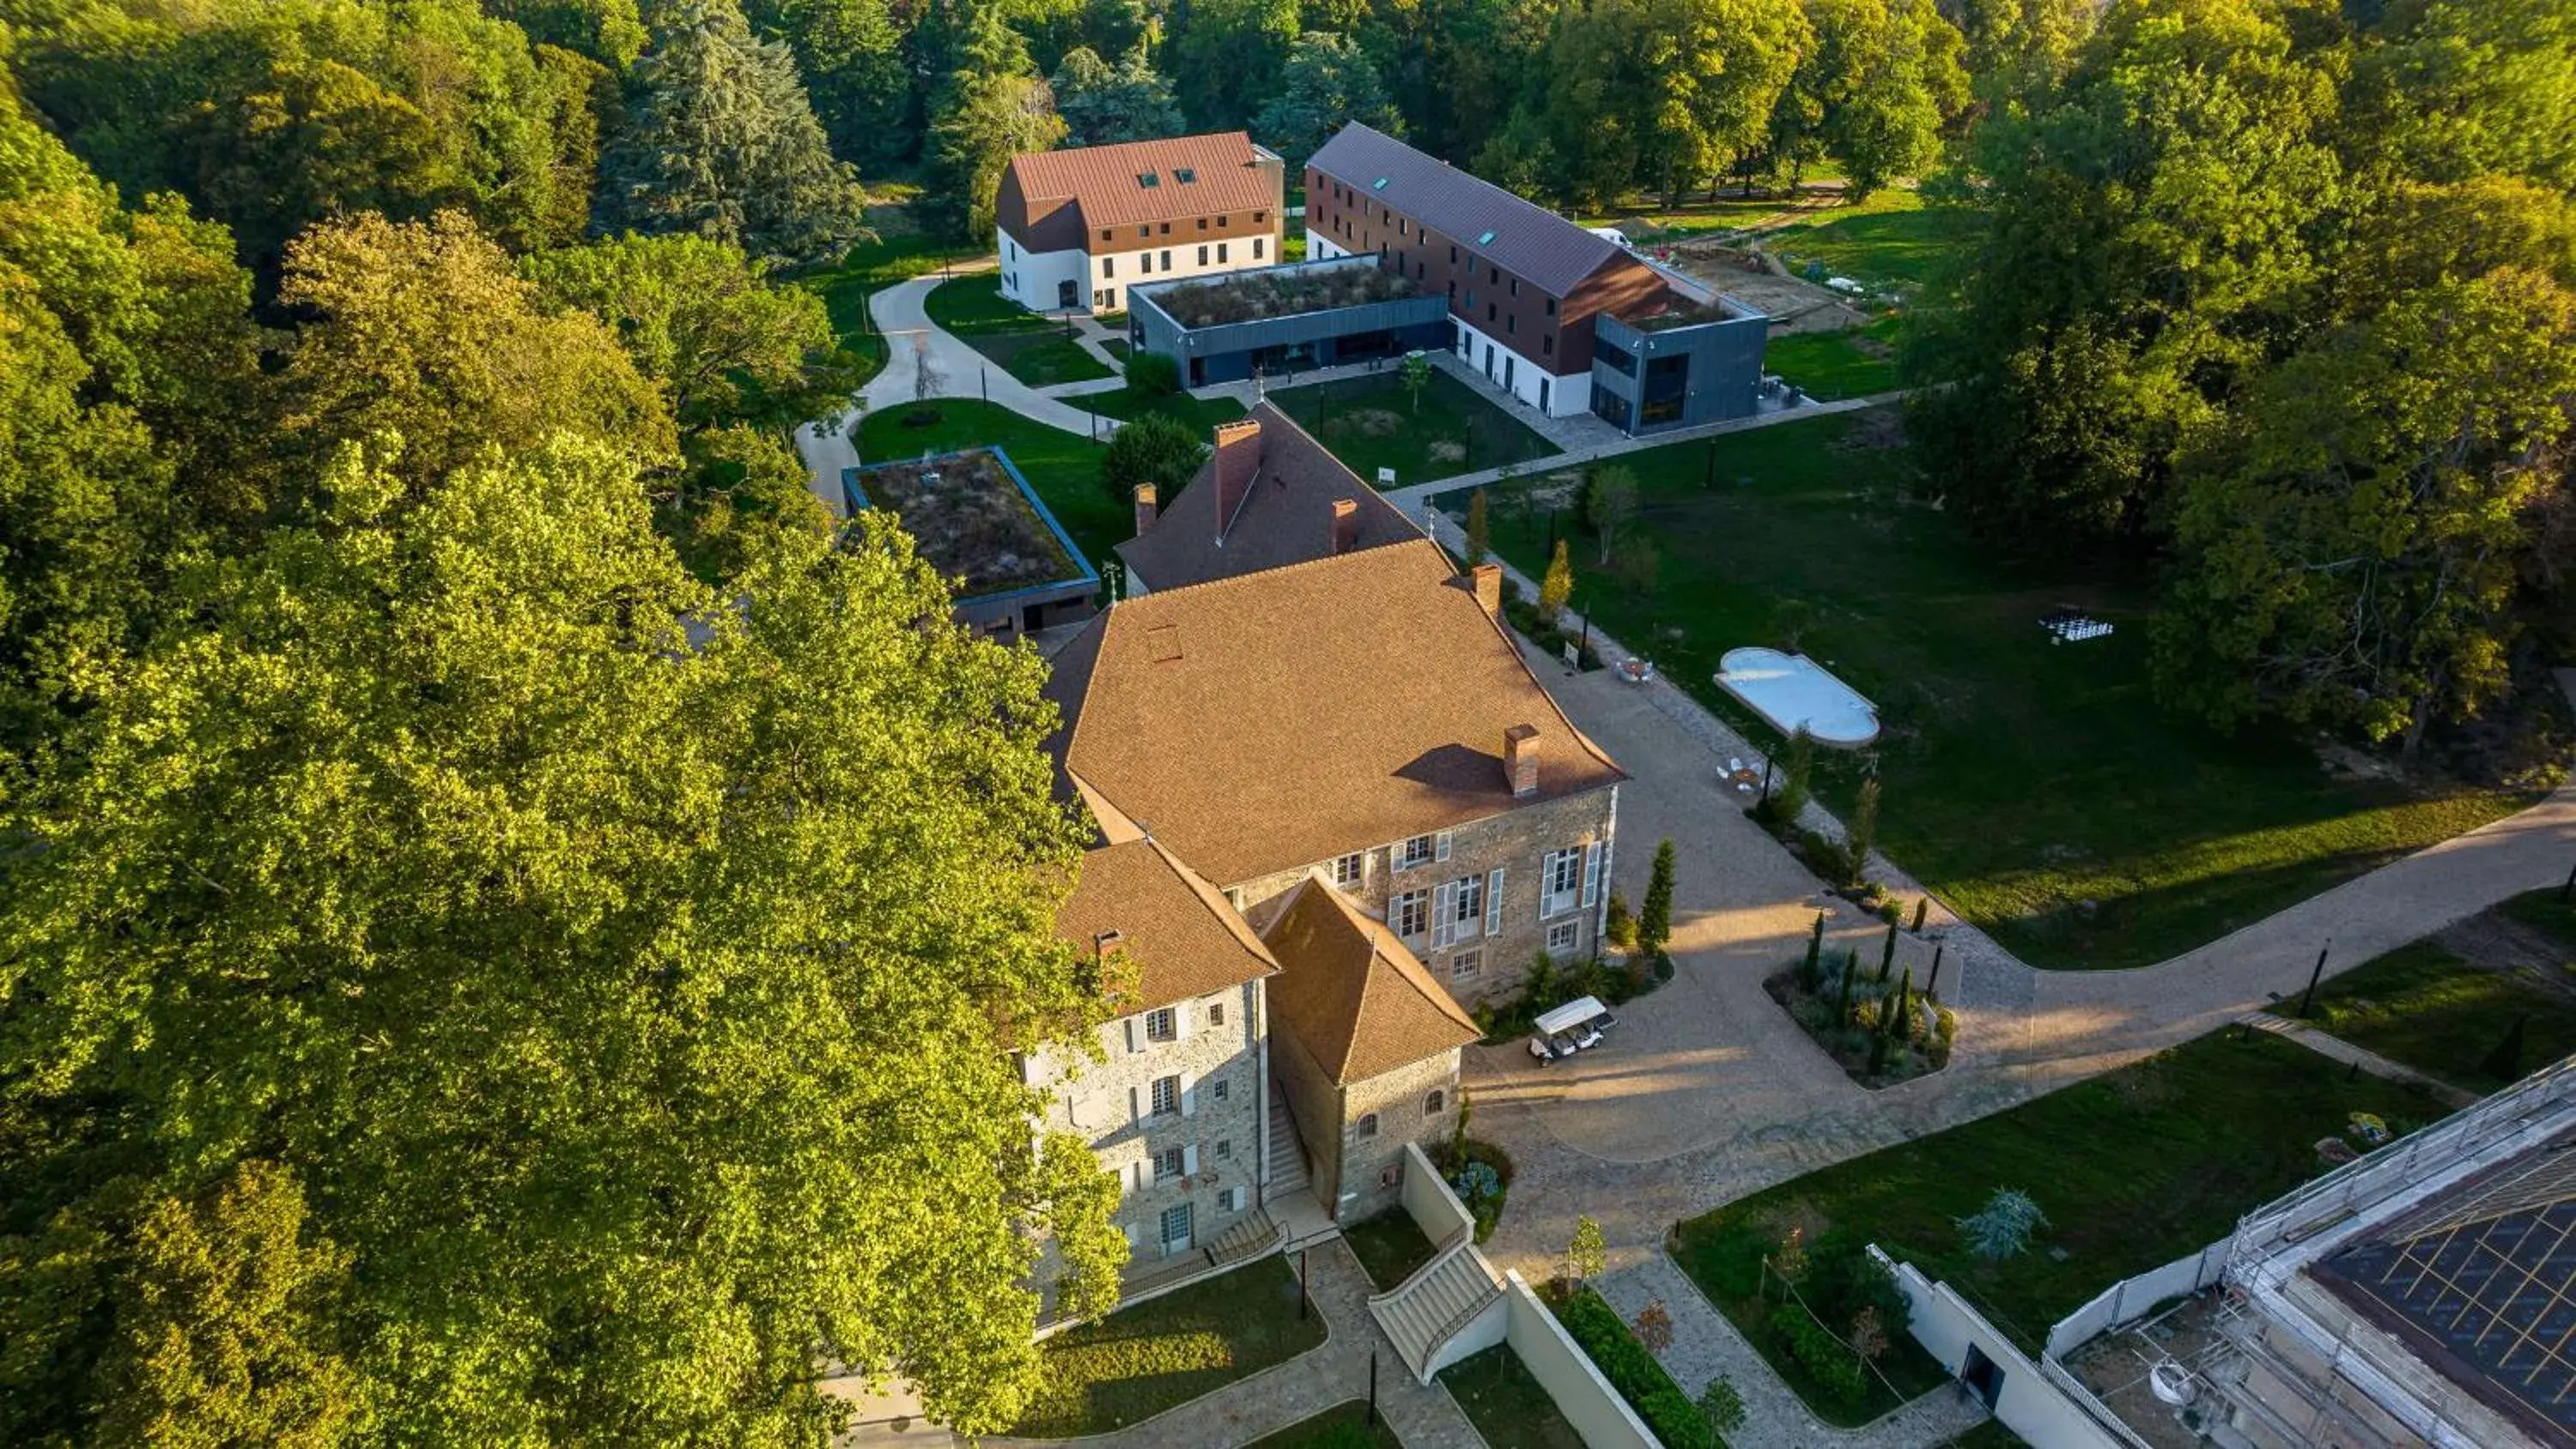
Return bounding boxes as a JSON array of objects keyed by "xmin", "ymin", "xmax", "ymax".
[
  {"xmin": 2308, "ymin": 893, "xmax": 2576, "ymax": 1094},
  {"xmin": 857, "ymin": 401, "xmax": 1122, "ymax": 579},
  {"xmin": 1438, "ymin": 1344, "xmax": 1588, "ymax": 1449},
  {"xmin": 1761, "ymin": 314, "xmax": 1902, "ymax": 400},
  {"xmin": 1102, "ymin": 337, "xmax": 1131, "ymax": 361},
  {"xmin": 923, "ymin": 274, "xmax": 1036, "ymax": 334},
  {"xmin": 1768, "ymin": 191, "xmax": 1984, "ymax": 290},
  {"xmin": 799, "ymin": 233, "xmax": 972, "ymax": 385},
  {"xmin": 923, "ymin": 275, "xmax": 1118, "ymax": 387},
  {"xmin": 1942, "ymin": 1422, "xmax": 2031, "ymax": 1449},
  {"xmin": 1271, "ymin": 370, "xmax": 1558, "ymax": 488},
  {"xmin": 1082, "ymin": 385, "xmax": 1249, "ymax": 433},
  {"xmin": 1455, "ymin": 408, "xmax": 2532, "ymax": 968},
  {"xmin": 1008, "ymin": 1255, "xmax": 1327, "ymax": 1437},
  {"xmin": 1672, "ymin": 1031, "xmax": 2453, "ymax": 1365},
  {"xmin": 1342, "ymin": 1209, "xmax": 1442, "ymax": 1291},
  {"xmin": 1243, "ymin": 1400, "xmax": 1406, "ymax": 1448}
]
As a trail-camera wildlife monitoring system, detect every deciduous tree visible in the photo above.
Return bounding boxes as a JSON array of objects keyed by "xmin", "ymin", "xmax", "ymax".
[
  {"xmin": 1052, "ymin": 45, "xmax": 1185, "ymax": 147},
  {"xmin": 1255, "ymin": 33, "xmax": 1402, "ymax": 169}
]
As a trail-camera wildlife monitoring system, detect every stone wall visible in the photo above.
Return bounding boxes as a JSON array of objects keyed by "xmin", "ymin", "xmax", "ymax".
[
  {"xmin": 1228, "ymin": 782, "xmax": 1620, "ymax": 1011},
  {"xmin": 1267, "ymin": 1009, "xmax": 1346, "ymax": 1210},
  {"xmin": 1331, "ymin": 1051, "xmax": 1462, "ymax": 1222},
  {"xmin": 1026, "ymin": 976, "xmax": 1267, "ymax": 1276}
]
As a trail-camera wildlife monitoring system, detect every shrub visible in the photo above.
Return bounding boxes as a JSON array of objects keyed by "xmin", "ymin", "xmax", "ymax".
[
  {"xmin": 1126, "ymin": 349, "xmax": 1180, "ymax": 397},
  {"xmin": 1433, "ymin": 1137, "xmax": 1515, "ymax": 1242},
  {"xmin": 1556, "ymin": 1290, "xmax": 1716, "ymax": 1449},
  {"xmin": 1100, "ymin": 412, "xmax": 1205, "ymax": 506},
  {"xmin": 1770, "ymin": 1303, "xmax": 1868, "ymax": 1409},
  {"xmin": 1957, "ymin": 1187, "xmax": 2050, "ymax": 1260},
  {"xmin": 1606, "ymin": 890, "xmax": 1637, "ymax": 950}
]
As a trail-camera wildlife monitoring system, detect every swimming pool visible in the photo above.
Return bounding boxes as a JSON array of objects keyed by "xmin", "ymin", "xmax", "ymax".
[{"xmin": 1715, "ymin": 647, "xmax": 1879, "ymax": 747}]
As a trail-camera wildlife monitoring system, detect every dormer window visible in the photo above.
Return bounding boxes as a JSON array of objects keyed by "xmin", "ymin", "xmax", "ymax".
[{"xmin": 1478, "ymin": 229, "xmax": 1497, "ymax": 246}]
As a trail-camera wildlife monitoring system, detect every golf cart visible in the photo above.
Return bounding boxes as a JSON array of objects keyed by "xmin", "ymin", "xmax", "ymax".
[{"xmin": 1527, "ymin": 996, "xmax": 1618, "ymax": 1063}]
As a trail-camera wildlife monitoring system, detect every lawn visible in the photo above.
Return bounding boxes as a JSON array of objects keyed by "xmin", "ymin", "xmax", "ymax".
[
  {"xmin": 1437, "ymin": 1344, "xmax": 1588, "ymax": 1449},
  {"xmin": 857, "ymin": 400, "xmax": 1123, "ymax": 577},
  {"xmin": 1244, "ymin": 1400, "xmax": 1406, "ymax": 1448},
  {"xmin": 925, "ymin": 275, "xmax": 1118, "ymax": 387},
  {"xmin": 1451, "ymin": 407, "xmax": 2533, "ymax": 968},
  {"xmin": 1761, "ymin": 314, "xmax": 1902, "ymax": 400},
  {"xmin": 1342, "ymin": 1209, "xmax": 1441, "ymax": 1291},
  {"xmin": 1671, "ymin": 1030, "xmax": 2453, "ymax": 1368},
  {"xmin": 1081, "ymin": 385, "xmax": 1249, "ymax": 433},
  {"xmin": 2308, "ymin": 890, "xmax": 2576, "ymax": 1094},
  {"xmin": 1765, "ymin": 191, "xmax": 1984, "ymax": 290},
  {"xmin": 1008, "ymin": 1255, "xmax": 1327, "ymax": 1437},
  {"xmin": 798, "ymin": 233, "xmax": 973, "ymax": 385},
  {"xmin": 1270, "ymin": 370, "xmax": 1558, "ymax": 488}
]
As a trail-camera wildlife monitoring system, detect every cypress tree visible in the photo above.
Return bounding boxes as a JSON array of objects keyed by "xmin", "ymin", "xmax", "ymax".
[
  {"xmin": 1640, "ymin": 839, "xmax": 1677, "ymax": 961},
  {"xmin": 1801, "ymin": 912, "xmax": 1826, "ymax": 990},
  {"xmin": 1888, "ymin": 967, "xmax": 1913, "ymax": 1044},
  {"xmin": 1833, "ymin": 948, "xmax": 1856, "ymax": 1027},
  {"xmin": 1877, "ymin": 917, "xmax": 1898, "ymax": 983}
]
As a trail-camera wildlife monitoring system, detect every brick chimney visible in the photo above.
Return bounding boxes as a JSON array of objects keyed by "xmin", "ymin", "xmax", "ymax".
[
  {"xmin": 1504, "ymin": 724, "xmax": 1540, "ymax": 797},
  {"xmin": 1212, "ymin": 417, "xmax": 1262, "ymax": 539},
  {"xmin": 1133, "ymin": 483, "xmax": 1157, "ymax": 537},
  {"xmin": 1331, "ymin": 498, "xmax": 1361, "ymax": 555},
  {"xmin": 1470, "ymin": 562, "xmax": 1503, "ymax": 619}
]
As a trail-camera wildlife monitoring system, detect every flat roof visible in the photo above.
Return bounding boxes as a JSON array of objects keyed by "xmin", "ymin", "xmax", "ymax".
[
  {"xmin": 1139, "ymin": 258, "xmax": 1422, "ymax": 330},
  {"xmin": 848, "ymin": 446, "xmax": 1096, "ymax": 603}
]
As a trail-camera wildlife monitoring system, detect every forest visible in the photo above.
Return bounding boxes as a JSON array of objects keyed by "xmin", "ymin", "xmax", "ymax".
[{"xmin": 0, "ymin": 0, "xmax": 2568, "ymax": 1445}]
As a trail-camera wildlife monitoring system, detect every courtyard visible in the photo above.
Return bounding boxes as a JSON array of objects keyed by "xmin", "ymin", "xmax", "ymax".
[{"xmin": 1270, "ymin": 371, "xmax": 1558, "ymax": 489}]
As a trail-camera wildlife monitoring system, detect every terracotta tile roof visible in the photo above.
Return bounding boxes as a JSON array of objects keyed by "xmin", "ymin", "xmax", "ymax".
[
  {"xmin": 1046, "ymin": 538, "xmax": 1625, "ymax": 886},
  {"xmin": 1308, "ymin": 124, "xmax": 1620, "ymax": 298},
  {"xmin": 1006, "ymin": 133, "xmax": 1278, "ymax": 233},
  {"xmin": 1260, "ymin": 877, "xmax": 1480, "ymax": 1083},
  {"xmin": 1054, "ymin": 838, "xmax": 1278, "ymax": 1012},
  {"xmin": 1115, "ymin": 403, "xmax": 1423, "ymax": 591}
]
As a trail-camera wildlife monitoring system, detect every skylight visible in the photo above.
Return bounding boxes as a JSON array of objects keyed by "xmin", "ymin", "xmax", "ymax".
[
  {"xmin": 1478, "ymin": 229, "xmax": 1497, "ymax": 246},
  {"xmin": 1137, "ymin": 172, "xmax": 1160, "ymax": 188},
  {"xmin": 1372, "ymin": 177, "xmax": 1388, "ymax": 190},
  {"xmin": 1174, "ymin": 167, "xmax": 1198, "ymax": 184}
]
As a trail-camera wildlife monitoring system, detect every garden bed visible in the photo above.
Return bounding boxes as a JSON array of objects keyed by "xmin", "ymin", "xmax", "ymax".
[
  {"xmin": 1429, "ymin": 1136, "xmax": 1515, "ymax": 1244},
  {"xmin": 1244, "ymin": 1400, "xmax": 1405, "ymax": 1448},
  {"xmin": 1547, "ymin": 1287, "xmax": 1722, "ymax": 1448},
  {"xmin": 850, "ymin": 447, "xmax": 1080, "ymax": 597},
  {"xmin": 1008, "ymin": 1254, "xmax": 1326, "ymax": 1436},
  {"xmin": 1343, "ymin": 1209, "xmax": 1442, "ymax": 1291},
  {"xmin": 1270, "ymin": 370, "xmax": 1557, "ymax": 488},
  {"xmin": 1437, "ymin": 1344, "xmax": 1588, "ymax": 1449},
  {"xmin": 1765, "ymin": 927, "xmax": 1955, "ymax": 1088}
]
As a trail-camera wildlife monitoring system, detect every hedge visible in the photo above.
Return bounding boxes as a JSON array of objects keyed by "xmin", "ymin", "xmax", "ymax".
[{"xmin": 1554, "ymin": 1288, "xmax": 1718, "ymax": 1449}]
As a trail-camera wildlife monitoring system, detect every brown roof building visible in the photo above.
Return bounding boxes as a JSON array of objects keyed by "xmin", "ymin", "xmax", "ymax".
[
  {"xmin": 1304, "ymin": 123, "xmax": 1771, "ymax": 433},
  {"xmin": 1054, "ymin": 837, "xmax": 1279, "ymax": 1013},
  {"xmin": 1260, "ymin": 878, "xmax": 1480, "ymax": 1086},
  {"xmin": 995, "ymin": 133, "xmax": 1286, "ymax": 316},
  {"xmin": 1114, "ymin": 403, "xmax": 1423, "ymax": 595}
]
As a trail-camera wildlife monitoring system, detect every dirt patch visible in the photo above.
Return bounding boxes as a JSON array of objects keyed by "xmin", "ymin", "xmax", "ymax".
[
  {"xmin": 1346, "ymin": 408, "xmax": 1405, "ymax": 437},
  {"xmin": 1662, "ymin": 239, "xmax": 1867, "ymax": 333},
  {"xmin": 1428, "ymin": 440, "xmax": 1467, "ymax": 464},
  {"xmin": 1831, "ymin": 407, "xmax": 1909, "ymax": 453},
  {"xmin": 1749, "ymin": 1198, "xmax": 1833, "ymax": 1250}
]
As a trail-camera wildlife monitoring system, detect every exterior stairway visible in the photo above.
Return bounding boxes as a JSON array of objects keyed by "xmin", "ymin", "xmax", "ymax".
[
  {"xmin": 1368, "ymin": 1241, "xmax": 1506, "ymax": 1384},
  {"xmin": 1203, "ymin": 1206, "xmax": 1279, "ymax": 1269},
  {"xmin": 1266, "ymin": 1083, "xmax": 1310, "ymax": 1197}
]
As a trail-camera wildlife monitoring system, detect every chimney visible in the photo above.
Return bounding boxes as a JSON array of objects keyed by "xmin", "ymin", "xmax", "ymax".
[
  {"xmin": 1504, "ymin": 724, "xmax": 1540, "ymax": 797},
  {"xmin": 1331, "ymin": 498, "xmax": 1361, "ymax": 555},
  {"xmin": 1133, "ymin": 483, "xmax": 1157, "ymax": 537},
  {"xmin": 1212, "ymin": 417, "xmax": 1262, "ymax": 539},
  {"xmin": 1470, "ymin": 562, "xmax": 1503, "ymax": 619}
]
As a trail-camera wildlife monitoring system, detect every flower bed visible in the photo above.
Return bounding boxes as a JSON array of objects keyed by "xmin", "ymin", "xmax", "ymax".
[
  {"xmin": 1765, "ymin": 932, "xmax": 1954, "ymax": 1088},
  {"xmin": 1430, "ymin": 1136, "xmax": 1515, "ymax": 1244}
]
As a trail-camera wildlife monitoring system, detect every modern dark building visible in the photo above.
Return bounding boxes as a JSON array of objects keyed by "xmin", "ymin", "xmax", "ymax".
[
  {"xmin": 1304, "ymin": 123, "xmax": 1769, "ymax": 435},
  {"xmin": 1127, "ymin": 255, "xmax": 1454, "ymax": 389},
  {"xmin": 845, "ymin": 446, "xmax": 1099, "ymax": 641}
]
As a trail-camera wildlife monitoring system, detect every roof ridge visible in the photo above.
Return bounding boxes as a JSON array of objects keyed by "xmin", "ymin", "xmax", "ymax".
[{"xmin": 1109, "ymin": 530, "xmax": 1447, "ymax": 612}]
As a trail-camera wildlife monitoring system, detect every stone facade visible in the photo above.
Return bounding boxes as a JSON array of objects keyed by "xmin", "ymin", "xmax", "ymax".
[
  {"xmin": 1024, "ymin": 976, "xmax": 1269, "ymax": 1281},
  {"xmin": 1232, "ymin": 782, "xmax": 1620, "ymax": 1010},
  {"xmin": 1269, "ymin": 1016, "xmax": 1461, "ymax": 1224}
]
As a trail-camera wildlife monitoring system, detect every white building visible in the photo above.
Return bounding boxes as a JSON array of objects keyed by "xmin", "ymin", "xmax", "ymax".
[{"xmin": 995, "ymin": 133, "xmax": 1285, "ymax": 316}]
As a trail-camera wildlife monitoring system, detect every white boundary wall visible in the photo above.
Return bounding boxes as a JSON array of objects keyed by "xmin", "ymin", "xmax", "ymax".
[
  {"xmin": 1399, "ymin": 1142, "xmax": 1473, "ymax": 1247},
  {"xmin": 2044, "ymin": 1240, "xmax": 2231, "ymax": 1361},
  {"xmin": 1500, "ymin": 1270, "xmax": 1665, "ymax": 1449},
  {"xmin": 1876, "ymin": 1247, "xmax": 2142, "ymax": 1449}
]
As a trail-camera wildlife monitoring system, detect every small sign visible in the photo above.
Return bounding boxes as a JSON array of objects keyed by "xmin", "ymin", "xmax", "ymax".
[
  {"xmin": 1377, "ymin": 467, "xmax": 1398, "ymax": 487},
  {"xmin": 1563, "ymin": 641, "xmax": 1581, "ymax": 669}
]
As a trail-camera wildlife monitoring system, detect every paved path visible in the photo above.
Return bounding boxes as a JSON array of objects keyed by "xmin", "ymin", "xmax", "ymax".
[
  {"xmin": 2242, "ymin": 1012, "xmax": 2482, "ymax": 1110},
  {"xmin": 989, "ymin": 1240, "xmax": 1485, "ymax": 1449},
  {"xmin": 1594, "ymin": 1256, "xmax": 1990, "ymax": 1449},
  {"xmin": 1441, "ymin": 531, "xmax": 2576, "ymax": 1284}
]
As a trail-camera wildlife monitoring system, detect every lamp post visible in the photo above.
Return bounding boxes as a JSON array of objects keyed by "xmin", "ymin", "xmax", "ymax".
[{"xmin": 2297, "ymin": 943, "xmax": 2330, "ymax": 1020}]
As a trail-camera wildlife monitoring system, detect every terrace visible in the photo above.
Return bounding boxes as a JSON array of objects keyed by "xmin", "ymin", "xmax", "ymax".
[{"xmin": 1615, "ymin": 288, "xmax": 1749, "ymax": 332}]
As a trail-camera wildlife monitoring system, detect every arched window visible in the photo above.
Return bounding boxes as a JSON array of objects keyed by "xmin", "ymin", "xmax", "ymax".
[
  {"xmin": 1358, "ymin": 1113, "xmax": 1380, "ymax": 1138},
  {"xmin": 1425, "ymin": 1089, "xmax": 1445, "ymax": 1116}
]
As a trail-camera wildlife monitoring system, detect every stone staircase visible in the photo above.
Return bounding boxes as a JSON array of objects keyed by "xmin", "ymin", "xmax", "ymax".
[
  {"xmin": 1203, "ymin": 1206, "xmax": 1280, "ymax": 1269},
  {"xmin": 1367, "ymin": 1241, "xmax": 1505, "ymax": 1384},
  {"xmin": 1266, "ymin": 1084, "xmax": 1310, "ymax": 1197}
]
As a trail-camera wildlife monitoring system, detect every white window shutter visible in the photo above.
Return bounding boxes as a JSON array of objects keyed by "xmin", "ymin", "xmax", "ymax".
[
  {"xmin": 1132, "ymin": 1161, "xmax": 1145, "ymax": 1191},
  {"xmin": 1183, "ymin": 1143, "xmax": 1200, "ymax": 1176},
  {"xmin": 1436, "ymin": 830, "xmax": 1453, "ymax": 862},
  {"xmin": 1176, "ymin": 1004, "xmax": 1194, "ymax": 1040},
  {"xmin": 1582, "ymin": 841, "xmax": 1603, "ymax": 908},
  {"xmin": 1486, "ymin": 867, "xmax": 1505, "ymax": 936},
  {"xmin": 1431, "ymin": 882, "xmax": 1455, "ymax": 949},
  {"xmin": 1180, "ymin": 1071, "xmax": 1197, "ymax": 1117}
]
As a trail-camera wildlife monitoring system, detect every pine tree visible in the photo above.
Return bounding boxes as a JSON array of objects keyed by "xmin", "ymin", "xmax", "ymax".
[
  {"xmin": 605, "ymin": 0, "xmax": 865, "ymax": 263},
  {"xmin": 1801, "ymin": 911, "xmax": 1826, "ymax": 990},
  {"xmin": 1833, "ymin": 948, "xmax": 1856, "ymax": 1028},
  {"xmin": 1639, "ymin": 839, "xmax": 1677, "ymax": 961}
]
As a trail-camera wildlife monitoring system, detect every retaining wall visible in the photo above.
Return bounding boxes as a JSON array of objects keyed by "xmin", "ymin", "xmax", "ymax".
[
  {"xmin": 1499, "ymin": 1270, "xmax": 1664, "ymax": 1449},
  {"xmin": 1876, "ymin": 1248, "xmax": 2140, "ymax": 1449}
]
